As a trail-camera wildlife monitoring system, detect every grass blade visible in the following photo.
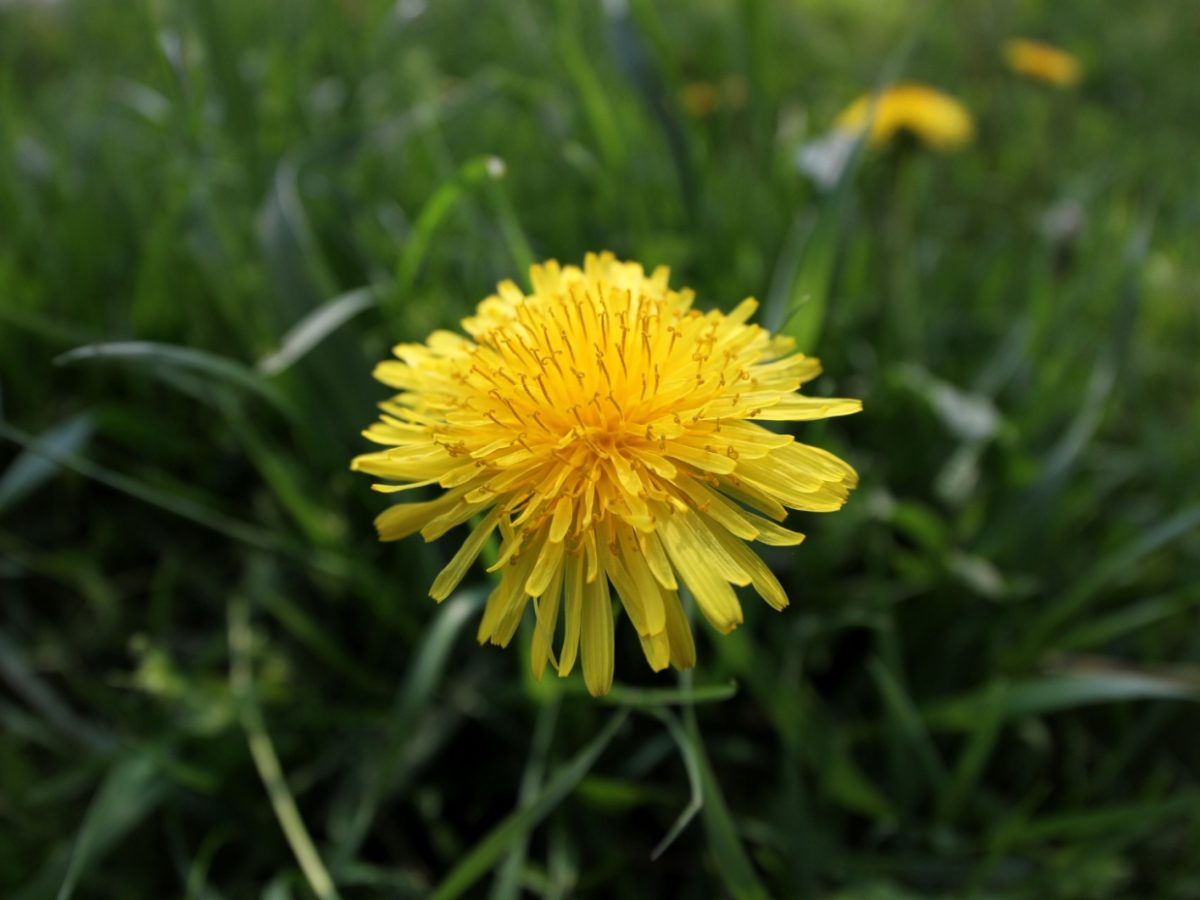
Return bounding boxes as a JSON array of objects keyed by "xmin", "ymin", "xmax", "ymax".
[
  {"xmin": 0, "ymin": 420, "xmax": 316, "ymax": 567},
  {"xmin": 763, "ymin": 17, "xmax": 923, "ymax": 350},
  {"xmin": 0, "ymin": 412, "xmax": 93, "ymax": 516},
  {"xmin": 258, "ymin": 285, "xmax": 381, "ymax": 377},
  {"xmin": 229, "ymin": 591, "xmax": 343, "ymax": 900},
  {"xmin": 937, "ymin": 679, "xmax": 1007, "ymax": 825},
  {"xmin": 647, "ymin": 708, "xmax": 703, "ymax": 861},
  {"xmin": 56, "ymin": 753, "xmax": 168, "ymax": 900},
  {"xmin": 681, "ymin": 672, "xmax": 768, "ymax": 900},
  {"xmin": 926, "ymin": 663, "xmax": 1200, "ymax": 731},
  {"xmin": 332, "ymin": 588, "xmax": 487, "ymax": 860},
  {"xmin": 590, "ymin": 680, "xmax": 738, "ymax": 707},
  {"xmin": 1012, "ymin": 505, "xmax": 1200, "ymax": 665},
  {"xmin": 867, "ymin": 656, "xmax": 947, "ymax": 794},
  {"xmin": 54, "ymin": 341, "xmax": 288, "ymax": 412},
  {"xmin": 1058, "ymin": 589, "xmax": 1200, "ymax": 652},
  {"xmin": 431, "ymin": 708, "xmax": 629, "ymax": 900},
  {"xmin": 0, "ymin": 631, "xmax": 114, "ymax": 753},
  {"xmin": 388, "ymin": 155, "xmax": 508, "ymax": 326},
  {"xmin": 489, "ymin": 696, "xmax": 561, "ymax": 900}
]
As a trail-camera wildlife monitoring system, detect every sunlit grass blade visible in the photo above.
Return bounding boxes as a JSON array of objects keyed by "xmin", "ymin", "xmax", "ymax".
[
  {"xmin": 763, "ymin": 16, "xmax": 923, "ymax": 351},
  {"xmin": 868, "ymin": 656, "xmax": 947, "ymax": 794},
  {"xmin": 258, "ymin": 154, "xmax": 347, "ymax": 345},
  {"xmin": 1057, "ymin": 589, "xmax": 1200, "ymax": 652},
  {"xmin": 606, "ymin": 0, "xmax": 696, "ymax": 208},
  {"xmin": 229, "ymin": 590, "xmax": 344, "ymax": 900},
  {"xmin": 190, "ymin": 0, "xmax": 258, "ymax": 166},
  {"xmin": 937, "ymin": 679, "xmax": 1007, "ymax": 825},
  {"xmin": 0, "ymin": 420, "xmax": 330, "ymax": 570},
  {"xmin": 255, "ymin": 584, "xmax": 390, "ymax": 697},
  {"xmin": 0, "ymin": 304, "xmax": 94, "ymax": 346},
  {"xmin": 681, "ymin": 672, "xmax": 768, "ymax": 900},
  {"xmin": 0, "ymin": 412, "xmax": 93, "ymax": 517},
  {"xmin": 1011, "ymin": 505, "xmax": 1200, "ymax": 665},
  {"xmin": 925, "ymin": 663, "xmax": 1200, "ymax": 731},
  {"xmin": 1000, "ymin": 792, "xmax": 1200, "ymax": 847},
  {"xmin": 220, "ymin": 394, "xmax": 341, "ymax": 547},
  {"xmin": 0, "ymin": 631, "xmax": 114, "ymax": 753},
  {"xmin": 646, "ymin": 708, "xmax": 703, "ymax": 861},
  {"xmin": 258, "ymin": 285, "xmax": 381, "ymax": 377},
  {"xmin": 484, "ymin": 174, "xmax": 537, "ymax": 278},
  {"xmin": 488, "ymin": 696, "xmax": 560, "ymax": 900},
  {"xmin": 765, "ymin": 197, "xmax": 851, "ymax": 354},
  {"xmin": 55, "ymin": 753, "xmax": 167, "ymax": 900},
  {"xmin": 331, "ymin": 587, "xmax": 487, "ymax": 860},
  {"xmin": 554, "ymin": 0, "xmax": 626, "ymax": 170},
  {"xmin": 54, "ymin": 341, "xmax": 289, "ymax": 412},
  {"xmin": 587, "ymin": 679, "xmax": 738, "ymax": 707},
  {"xmin": 994, "ymin": 215, "xmax": 1154, "ymax": 546},
  {"xmin": 389, "ymin": 155, "xmax": 509, "ymax": 325},
  {"xmin": 430, "ymin": 708, "xmax": 629, "ymax": 900}
]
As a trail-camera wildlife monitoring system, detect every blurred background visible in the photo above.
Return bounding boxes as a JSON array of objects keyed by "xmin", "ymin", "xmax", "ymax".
[{"xmin": 2, "ymin": 1, "xmax": 1199, "ymax": 897}]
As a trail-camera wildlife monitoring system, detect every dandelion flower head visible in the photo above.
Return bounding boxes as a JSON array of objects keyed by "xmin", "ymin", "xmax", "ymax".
[
  {"xmin": 836, "ymin": 82, "xmax": 975, "ymax": 152},
  {"xmin": 1003, "ymin": 38, "xmax": 1082, "ymax": 88},
  {"xmin": 353, "ymin": 253, "xmax": 861, "ymax": 695}
]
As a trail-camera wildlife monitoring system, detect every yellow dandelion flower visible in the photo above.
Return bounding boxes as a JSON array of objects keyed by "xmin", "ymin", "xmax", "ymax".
[
  {"xmin": 1003, "ymin": 38, "xmax": 1081, "ymax": 88},
  {"xmin": 836, "ymin": 83, "xmax": 975, "ymax": 152},
  {"xmin": 681, "ymin": 82, "xmax": 720, "ymax": 119},
  {"xmin": 353, "ymin": 253, "xmax": 861, "ymax": 696}
]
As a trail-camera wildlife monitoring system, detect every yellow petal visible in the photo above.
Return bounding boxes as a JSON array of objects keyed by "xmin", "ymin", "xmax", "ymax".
[
  {"xmin": 531, "ymin": 563, "xmax": 565, "ymax": 681},
  {"xmin": 429, "ymin": 508, "xmax": 500, "ymax": 601},
  {"xmin": 662, "ymin": 590, "xmax": 696, "ymax": 670},
  {"xmin": 675, "ymin": 477, "xmax": 759, "ymax": 541},
  {"xmin": 637, "ymin": 528, "xmax": 678, "ymax": 591},
  {"xmin": 666, "ymin": 510, "xmax": 751, "ymax": 587},
  {"xmin": 660, "ymin": 518, "xmax": 743, "ymax": 633},
  {"xmin": 638, "ymin": 630, "xmax": 670, "ymax": 672},
  {"xmin": 525, "ymin": 533, "xmax": 565, "ymax": 597},
  {"xmin": 751, "ymin": 395, "xmax": 862, "ymax": 422},
  {"xmin": 711, "ymin": 527, "xmax": 790, "ymax": 611},
  {"xmin": 580, "ymin": 570, "xmax": 614, "ymax": 696},
  {"xmin": 375, "ymin": 493, "xmax": 459, "ymax": 542},
  {"xmin": 549, "ymin": 495, "xmax": 574, "ymax": 543},
  {"xmin": 558, "ymin": 554, "xmax": 584, "ymax": 677},
  {"xmin": 662, "ymin": 441, "xmax": 738, "ymax": 475},
  {"xmin": 615, "ymin": 525, "xmax": 667, "ymax": 633}
]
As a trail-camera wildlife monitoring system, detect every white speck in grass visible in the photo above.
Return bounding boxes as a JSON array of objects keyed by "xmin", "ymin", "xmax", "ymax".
[
  {"xmin": 393, "ymin": 0, "xmax": 426, "ymax": 23},
  {"xmin": 1040, "ymin": 197, "xmax": 1086, "ymax": 243},
  {"xmin": 795, "ymin": 128, "xmax": 858, "ymax": 192}
]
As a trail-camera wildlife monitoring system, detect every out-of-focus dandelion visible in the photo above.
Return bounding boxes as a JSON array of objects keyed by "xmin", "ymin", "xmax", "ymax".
[
  {"xmin": 353, "ymin": 253, "xmax": 860, "ymax": 695},
  {"xmin": 835, "ymin": 83, "xmax": 975, "ymax": 152},
  {"xmin": 681, "ymin": 82, "xmax": 720, "ymax": 118},
  {"xmin": 680, "ymin": 75, "xmax": 750, "ymax": 119},
  {"xmin": 1003, "ymin": 38, "xmax": 1081, "ymax": 87},
  {"xmin": 798, "ymin": 82, "xmax": 974, "ymax": 188}
]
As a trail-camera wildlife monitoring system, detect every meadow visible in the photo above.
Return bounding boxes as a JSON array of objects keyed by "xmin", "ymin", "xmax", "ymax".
[{"xmin": 2, "ymin": 1, "xmax": 1199, "ymax": 897}]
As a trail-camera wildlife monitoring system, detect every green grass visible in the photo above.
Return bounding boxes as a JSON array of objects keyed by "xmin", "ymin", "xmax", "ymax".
[{"xmin": 2, "ymin": 1, "xmax": 1199, "ymax": 897}]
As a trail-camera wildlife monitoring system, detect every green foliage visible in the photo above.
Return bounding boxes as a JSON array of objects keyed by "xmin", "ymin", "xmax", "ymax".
[{"xmin": 2, "ymin": 1, "xmax": 1199, "ymax": 898}]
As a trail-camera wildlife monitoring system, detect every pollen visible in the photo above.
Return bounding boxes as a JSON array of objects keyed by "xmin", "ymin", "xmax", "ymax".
[{"xmin": 352, "ymin": 252, "xmax": 861, "ymax": 696}]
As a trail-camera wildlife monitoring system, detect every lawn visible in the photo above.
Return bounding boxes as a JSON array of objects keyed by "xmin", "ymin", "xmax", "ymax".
[{"xmin": 2, "ymin": 1, "xmax": 1198, "ymax": 898}]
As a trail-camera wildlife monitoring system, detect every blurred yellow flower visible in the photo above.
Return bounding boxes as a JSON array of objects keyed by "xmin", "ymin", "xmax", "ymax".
[
  {"xmin": 681, "ymin": 82, "xmax": 720, "ymax": 118},
  {"xmin": 681, "ymin": 76, "xmax": 749, "ymax": 118},
  {"xmin": 353, "ymin": 253, "xmax": 860, "ymax": 696},
  {"xmin": 836, "ymin": 83, "xmax": 975, "ymax": 152},
  {"xmin": 1004, "ymin": 38, "xmax": 1081, "ymax": 87}
]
